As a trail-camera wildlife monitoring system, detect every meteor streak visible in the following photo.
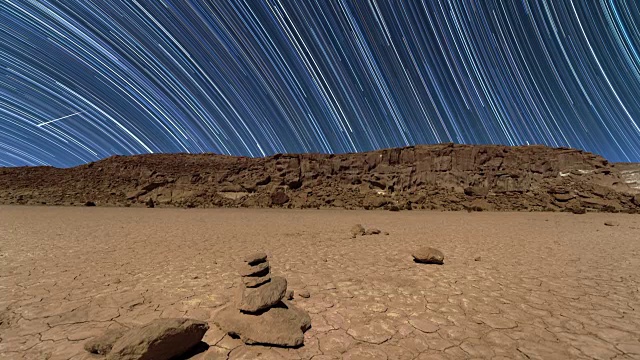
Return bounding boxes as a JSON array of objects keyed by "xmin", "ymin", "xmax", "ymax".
[{"xmin": 37, "ymin": 111, "xmax": 84, "ymax": 127}]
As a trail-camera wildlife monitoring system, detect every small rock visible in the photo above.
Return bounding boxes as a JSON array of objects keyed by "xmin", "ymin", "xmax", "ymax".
[
  {"xmin": 238, "ymin": 276, "xmax": 287, "ymax": 313},
  {"xmin": 286, "ymin": 289, "xmax": 294, "ymax": 300},
  {"xmin": 105, "ymin": 318, "xmax": 208, "ymax": 360},
  {"xmin": 350, "ymin": 224, "xmax": 365, "ymax": 238},
  {"xmin": 243, "ymin": 252, "xmax": 267, "ymax": 265},
  {"xmin": 364, "ymin": 228, "xmax": 381, "ymax": 235},
  {"xmin": 571, "ymin": 207, "xmax": 586, "ymax": 214},
  {"xmin": 474, "ymin": 256, "xmax": 481, "ymax": 262},
  {"xmin": 412, "ymin": 247, "xmax": 445, "ymax": 265},
  {"xmin": 271, "ymin": 191, "xmax": 289, "ymax": 205},
  {"xmin": 298, "ymin": 289, "xmax": 311, "ymax": 299},
  {"xmin": 84, "ymin": 328, "xmax": 128, "ymax": 355},
  {"xmin": 145, "ymin": 198, "xmax": 155, "ymax": 208},
  {"xmin": 84, "ymin": 201, "xmax": 96, "ymax": 207},
  {"xmin": 387, "ymin": 205, "xmax": 400, "ymax": 212},
  {"xmin": 383, "ymin": 232, "xmax": 390, "ymax": 236},
  {"xmin": 604, "ymin": 221, "xmax": 619, "ymax": 227}
]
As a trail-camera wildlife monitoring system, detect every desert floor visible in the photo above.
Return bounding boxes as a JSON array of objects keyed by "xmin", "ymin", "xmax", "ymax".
[{"xmin": 1, "ymin": 206, "xmax": 640, "ymax": 360}]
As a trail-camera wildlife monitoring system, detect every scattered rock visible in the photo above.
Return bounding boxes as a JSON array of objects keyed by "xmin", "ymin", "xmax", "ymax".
[
  {"xmin": 474, "ymin": 256, "xmax": 482, "ymax": 261},
  {"xmin": 412, "ymin": 247, "xmax": 445, "ymax": 265},
  {"xmin": 298, "ymin": 289, "xmax": 311, "ymax": 299},
  {"xmin": 103, "ymin": 318, "xmax": 208, "ymax": 360},
  {"xmin": 352, "ymin": 224, "xmax": 386, "ymax": 238},
  {"xmin": 271, "ymin": 191, "xmax": 289, "ymax": 206},
  {"xmin": 84, "ymin": 201, "xmax": 96, "ymax": 207},
  {"xmin": 84, "ymin": 328, "xmax": 127, "ymax": 355},
  {"xmin": 571, "ymin": 207, "xmax": 586, "ymax": 214},
  {"xmin": 604, "ymin": 221, "xmax": 620, "ymax": 227},
  {"xmin": 350, "ymin": 224, "xmax": 365, "ymax": 238},
  {"xmin": 364, "ymin": 228, "xmax": 381, "ymax": 235},
  {"xmin": 387, "ymin": 205, "xmax": 400, "ymax": 212},
  {"xmin": 145, "ymin": 198, "xmax": 155, "ymax": 208},
  {"xmin": 239, "ymin": 276, "xmax": 287, "ymax": 313}
]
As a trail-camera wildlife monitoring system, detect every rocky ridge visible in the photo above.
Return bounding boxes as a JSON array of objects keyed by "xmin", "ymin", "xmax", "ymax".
[{"xmin": 1, "ymin": 143, "xmax": 639, "ymax": 212}]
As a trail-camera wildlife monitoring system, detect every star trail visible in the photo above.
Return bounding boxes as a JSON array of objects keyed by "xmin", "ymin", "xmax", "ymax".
[{"xmin": 1, "ymin": 0, "xmax": 640, "ymax": 167}]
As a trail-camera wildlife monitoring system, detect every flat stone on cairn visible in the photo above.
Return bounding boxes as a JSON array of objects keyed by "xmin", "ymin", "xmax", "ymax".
[{"xmin": 212, "ymin": 252, "xmax": 311, "ymax": 347}]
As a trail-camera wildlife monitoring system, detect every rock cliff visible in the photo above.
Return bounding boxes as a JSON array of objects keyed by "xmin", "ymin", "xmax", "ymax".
[{"xmin": 1, "ymin": 143, "xmax": 639, "ymax": 212}]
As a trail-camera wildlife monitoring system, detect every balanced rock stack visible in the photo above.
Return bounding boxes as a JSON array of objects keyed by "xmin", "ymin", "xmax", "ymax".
[{"xmin": 213, "ymin": 252, "xmax": 311, "ymax": 347}]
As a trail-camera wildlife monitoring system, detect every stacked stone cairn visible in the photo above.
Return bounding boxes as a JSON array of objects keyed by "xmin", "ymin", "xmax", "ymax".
[{"xmin": 212, "ymin": 252, "xmax": 311, "ymax": 347}]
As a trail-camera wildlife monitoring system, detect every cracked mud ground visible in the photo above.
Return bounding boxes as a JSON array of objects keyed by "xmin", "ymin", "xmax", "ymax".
[{"xmin": 1, "ymin": 206, "xmax": 639, "ymax": 360}]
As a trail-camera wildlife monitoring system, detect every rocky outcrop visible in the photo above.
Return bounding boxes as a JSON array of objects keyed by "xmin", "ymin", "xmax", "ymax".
[{"xmin": 1, "ymin": 143, "xmax": 638, "ymax": 212}]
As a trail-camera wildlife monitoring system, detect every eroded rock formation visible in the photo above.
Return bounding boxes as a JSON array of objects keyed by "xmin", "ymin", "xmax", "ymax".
[{"xmin": 1, "ymin": 143, "xmax": 638, "ymax": 212}]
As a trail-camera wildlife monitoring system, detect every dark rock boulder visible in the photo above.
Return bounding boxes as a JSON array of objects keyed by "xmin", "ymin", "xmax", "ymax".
[
  {"xmin": 105, "ymin": 318, "xmax": 208, "ymax": 360},
  {"xmin": 271, "ymin": 191, "xmax": 289, "ymax": 206}
]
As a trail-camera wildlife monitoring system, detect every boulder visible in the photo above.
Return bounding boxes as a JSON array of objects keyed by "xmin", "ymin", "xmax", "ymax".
[
  {"xmin": 213, "ymin": 301, "xmax": 311, "ymax": 347},
  {"xmin": 271, "ymin": 191, "xmax": 289, "ymax": 205},
  {"xmin": 145, "ymin": 198, "xmax": 155, "ymax": 208},
  {"xmin": 106, "ymin": 318, "xmax": 208, "ymax": 360},
  {"xmin": 238, "ymin": 276, "xmax": 287, "ymax": 313},
  {"xmin": 412, "ymin": 247, "xmax": 445, "ymax": 265}
]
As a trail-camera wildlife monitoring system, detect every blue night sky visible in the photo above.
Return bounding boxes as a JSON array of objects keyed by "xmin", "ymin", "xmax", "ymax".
[{"xmin": 1, "ymin": 1, "xmax": 640, "ymax": 167}]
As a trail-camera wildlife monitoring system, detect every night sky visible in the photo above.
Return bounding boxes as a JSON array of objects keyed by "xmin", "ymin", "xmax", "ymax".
[{"xmin": 2, "ymin": 1, "xmax": 640, "ymax": 167}]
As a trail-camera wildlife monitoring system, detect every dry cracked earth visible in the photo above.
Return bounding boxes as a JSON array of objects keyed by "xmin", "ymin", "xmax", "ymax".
[{"xmin": 1, "ymin": 206, "xmax": 640, "ymax": 360}]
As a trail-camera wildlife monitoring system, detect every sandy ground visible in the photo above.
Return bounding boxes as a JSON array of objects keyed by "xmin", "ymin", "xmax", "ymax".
[{"xmin": 1, "ymin": 206, "xmax": 640, "ymax": 360}]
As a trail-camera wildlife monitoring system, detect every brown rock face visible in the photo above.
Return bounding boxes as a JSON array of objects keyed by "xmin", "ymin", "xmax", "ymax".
[
  {"xmin": 105, "ymin": 318, "xmax": 208, "ymax": 360},
  {"xmin": 1, "ymin": 144, "xmax": 637, "ymax": 212}
]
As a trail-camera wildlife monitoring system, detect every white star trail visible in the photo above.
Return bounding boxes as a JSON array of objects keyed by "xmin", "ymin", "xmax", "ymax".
[{"xmin": 1, "ymin": 0, "xmax": 639, "ymax": 167}]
